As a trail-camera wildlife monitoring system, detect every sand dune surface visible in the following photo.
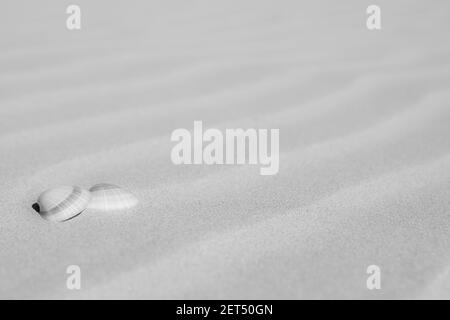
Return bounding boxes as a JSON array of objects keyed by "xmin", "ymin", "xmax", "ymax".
[{"xmin": 0, "ymin": 0, "xmax": 449, "ymax": 299}]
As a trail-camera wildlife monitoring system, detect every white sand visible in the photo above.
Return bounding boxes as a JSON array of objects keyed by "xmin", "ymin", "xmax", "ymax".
[{"xmin": 1, "ymin": 0, "xmax": 449, "ymax": 299}]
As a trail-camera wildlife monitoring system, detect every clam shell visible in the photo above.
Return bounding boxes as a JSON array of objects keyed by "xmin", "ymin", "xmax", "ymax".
[
  {"xmin": 88, "ymin": 183, "xmax": 138, "ymax": 211},
  {"xmin": 35, "ymin": 186, "xmax": 91, "ymax": 222}
]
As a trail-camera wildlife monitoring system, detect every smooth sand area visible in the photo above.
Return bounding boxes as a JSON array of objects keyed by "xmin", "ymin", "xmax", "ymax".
[{"xmin": 0, "ymin": 0, "xmax": 449, "ymax": 299}]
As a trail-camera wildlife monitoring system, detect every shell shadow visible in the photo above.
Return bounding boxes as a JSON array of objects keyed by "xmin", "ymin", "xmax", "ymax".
[{"xmin": 32, "ymin": 203, "xmax": 40, "ymax": 213}]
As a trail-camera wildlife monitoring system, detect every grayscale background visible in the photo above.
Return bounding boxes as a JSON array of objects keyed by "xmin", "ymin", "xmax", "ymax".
[{"xmin": 0, "ymin": 0, "xmax": 449, "ymax": 299}]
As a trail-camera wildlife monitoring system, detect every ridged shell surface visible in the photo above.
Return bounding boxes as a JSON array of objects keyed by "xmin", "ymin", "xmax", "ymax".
[
  {"xmin": 37, "ymin": 186, "xmax": 91, "ymax": 222},
  {"xmin": 88, "ymin": 183, "xmax": 138, "ymax": 211}
]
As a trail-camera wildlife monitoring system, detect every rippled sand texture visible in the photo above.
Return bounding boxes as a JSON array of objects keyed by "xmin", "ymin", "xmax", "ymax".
[{"xmin": 0, "ymin": 0, "xmax": 449, "ymax": 299}]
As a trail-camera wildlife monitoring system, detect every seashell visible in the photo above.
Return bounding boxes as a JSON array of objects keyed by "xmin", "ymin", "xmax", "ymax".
[
  {"xmin": 87, "ymin": 183, "xmax": 138, "ymax": 211},
  {"xmin": 33, "ymin": 186, "xmax": 91, "ymax": 222}
]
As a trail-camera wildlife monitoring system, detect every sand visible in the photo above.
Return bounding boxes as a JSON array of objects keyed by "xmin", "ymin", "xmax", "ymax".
[{"xmin": 0, "ymin": 0, "xmax": 449, "ymax": 299}]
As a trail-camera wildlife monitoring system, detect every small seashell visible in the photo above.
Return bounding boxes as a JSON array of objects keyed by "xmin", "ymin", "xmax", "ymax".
[
  {"xmin": 34, "ymin": 186, "xmax": 91, "ymax": 222},
  {"xmin": 88, "ymin": 183, "xmax": 138, "ymax": 211}
]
